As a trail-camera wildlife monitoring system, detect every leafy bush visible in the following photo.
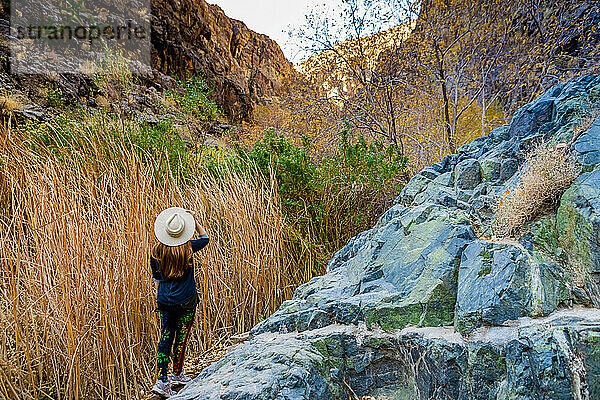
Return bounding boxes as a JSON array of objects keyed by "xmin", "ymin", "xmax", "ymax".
[
  {"xmin": 493, "ymin": 142, "xmax": 581, "ymax": 237},
  {"xmin": 163, "ymin": 75, "xmax": 222, "ymax": 122},
  {"xmin": 235, "ymin": 129, "xmax": 317, "ymax": 212},
  {"xmin": 227, "ymin": 128, "xmax": 408, "ymax": 274},
  {"xmin": 336, "ymin": 127, "xmax": 408, "ymax": 190}
]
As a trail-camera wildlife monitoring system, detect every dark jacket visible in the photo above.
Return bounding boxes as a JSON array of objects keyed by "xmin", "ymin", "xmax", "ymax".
[{"xmin": 150, "ymin": 234, "xmax": 209, "ymax": 306}]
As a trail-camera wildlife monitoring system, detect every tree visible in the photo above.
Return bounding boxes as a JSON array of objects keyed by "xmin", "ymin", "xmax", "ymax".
[
  {"xmin": 295, "ymin": 1, "xmax": 414, "ymax": 150},
  {"xmin": 255, "ymin": 0, "xmax": 600, "ymax": 172}
]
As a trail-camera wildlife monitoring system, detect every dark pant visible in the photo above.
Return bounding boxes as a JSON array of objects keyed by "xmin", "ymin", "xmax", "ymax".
[{"xmin": 156, "ymin": 296, "xmax": 197, "ymax": 381}]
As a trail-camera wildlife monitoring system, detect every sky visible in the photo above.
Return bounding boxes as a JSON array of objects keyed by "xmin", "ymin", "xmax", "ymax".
[{"xmin": 206, "ymin": 0, "xmax": 341, "ymax": 63}]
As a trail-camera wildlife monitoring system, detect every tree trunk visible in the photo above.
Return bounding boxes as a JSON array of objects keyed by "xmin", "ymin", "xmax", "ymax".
[{"xmin": 439, "ymin": 67, "xmax": 455, "ymax": 153}]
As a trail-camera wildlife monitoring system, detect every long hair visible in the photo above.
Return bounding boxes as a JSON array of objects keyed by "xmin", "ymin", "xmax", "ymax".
[{"xmin": 152, "ymin": 241, "xmax": 193, "ymax": 279}]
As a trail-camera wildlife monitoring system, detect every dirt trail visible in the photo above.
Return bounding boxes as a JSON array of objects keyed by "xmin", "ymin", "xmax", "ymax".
[{"xmin": 143, "ymin": 341, "xmax": 232, "ymax": 399}]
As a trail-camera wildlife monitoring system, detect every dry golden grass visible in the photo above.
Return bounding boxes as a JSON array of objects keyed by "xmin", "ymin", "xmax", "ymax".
[
  {"xmin": 0, "ymin": 93, "xmax": 23, "ymax": 127},
  {"xmin": 493, "ymin": 142, "xmax": 581, "ymax": 237},
  {"xmin": 0, "ymin": 118, "xmax": 295, "ymax": 398},
  {"xmin": 0, "ymin": 93, "xmax": 22, "ymax": 114}
]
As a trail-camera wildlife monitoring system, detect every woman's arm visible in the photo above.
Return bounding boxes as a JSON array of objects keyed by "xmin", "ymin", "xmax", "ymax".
[
  {"xmin": 195, "ymin": 221, "xmax": 207, "ymax": 236},
  {"xmin": 187, "ymin": 210, "xmax": 209, "ymax": 252},
  {"xmin": 186, "ymin": 210, "xmax": 207, "ymax": 235},
  {"xmin": 150, "ymin": 253, "xmax": 163, "ymax": 282}
]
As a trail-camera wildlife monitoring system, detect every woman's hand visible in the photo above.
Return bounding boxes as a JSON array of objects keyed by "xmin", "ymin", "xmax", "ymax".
[
  {"xmin": 196, "ymin": 223, "xmax": 207, "ymax": 236},
  {"xmin": 186, "ymin": 209, "xmax": 207, "ymax": 236}
]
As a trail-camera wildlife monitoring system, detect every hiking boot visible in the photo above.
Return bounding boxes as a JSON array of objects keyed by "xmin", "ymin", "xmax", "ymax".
[
  {"xmin": 170, "ymin": 373, "xmax": 193, "ymax": 385},
  {"xmin": 151, "ymin": 379, "xmax": 175, "ymax": 398}
]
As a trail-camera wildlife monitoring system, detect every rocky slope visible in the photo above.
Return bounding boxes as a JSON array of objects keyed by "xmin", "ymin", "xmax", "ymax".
[
  {"xmin": 175, "ymin": 74, "xmax": 600, "ymax": 399},
  {"xmin": 0, "ymin": 0, "xmax": 294, "ymax": 122}
]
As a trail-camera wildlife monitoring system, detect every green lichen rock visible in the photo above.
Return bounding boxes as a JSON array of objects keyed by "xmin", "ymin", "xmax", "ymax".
[
  {"xmin": 252, "ymin": 203, "xmax": 475, "ymax": 335},
  {"xmin": 557, "ymin": 166, "xmax": 600, "ymax": 304},
  {"xmin": 456, "ymin": 241, "xmax": 571, "ymax": 334},
  {"xmin": 480, "ymin": 157, "xmax": 502, "ymax": 182},
  {"xmin": 573, "ymin": 116, "xmax": 600, "ymax": 169},
  {"xmin": 454, "ymin": 158, "xmax": 482, "ymax": 190},
  {"xmin": 456, "ymin": 242, "xmax": 533, "ymax": 333},
  {"xmin": 175, "ymin": 311, "xmax": 600, "ymax": 400}
]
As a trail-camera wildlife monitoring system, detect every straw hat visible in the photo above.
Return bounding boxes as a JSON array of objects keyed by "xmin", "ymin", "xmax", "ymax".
[{"xmin": 154, "ymin": 207, "xmax": 196, "ymax": 247}]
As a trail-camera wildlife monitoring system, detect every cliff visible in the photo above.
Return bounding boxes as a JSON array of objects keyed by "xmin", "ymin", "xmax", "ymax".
[
  {"xmin": 151, "ymin": 0, "xmax": 295, "ymax": 121},
  {"xmin": 174, "ymin": 75, "xmax": 600, "ymax": 399}
]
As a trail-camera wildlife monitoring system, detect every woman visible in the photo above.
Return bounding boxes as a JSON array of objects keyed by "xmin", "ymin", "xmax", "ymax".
[{"xmin": 150, "ymin": 207, "xmax": 209, "ymax": 397}]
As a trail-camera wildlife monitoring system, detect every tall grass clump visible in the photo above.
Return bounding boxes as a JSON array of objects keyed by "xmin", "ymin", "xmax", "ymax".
[
  {"xmin": 493, "ymin": 142, "xmax": 581, "ymax": 237},
  {"xmin": 0, "ymin": 111, "xmax": 292, "ymax": 398},
  {"xmin": 0, "ymin": 91, "xmax": 22, "ymax": 127}
]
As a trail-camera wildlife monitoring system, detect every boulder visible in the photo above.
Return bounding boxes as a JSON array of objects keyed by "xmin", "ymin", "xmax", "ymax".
[
  {"xmin": 456, "ymin": 242, "xmax": 533, "ymax": 333},
  {"xmin": 175, "ymin": 310, "xmax": 600, "ymax": 400},
  {"xmin": 432, "ymin": 171, "xmax": 454, "ymax": 187},
  {"xmin": 413, "ymin": 185, "xmax": 458, "ymax": 208},
  {"xmin": 499, "ymin": 158, "xmax": 519, "ymax": 184},
  {"xmin": 507, "ymin": 99, "xmax": 554, "ymax": 139},
  {"xmin": 456, "ymin": 241, "xmax": 570, "ymax": 334},
  {"xmin": 573, "ymin": 115, "xmax": 600, "ymax": 169},
  {"xmin": 498, "ymin": 313, "xmax": 600, "ymax": 400},
  {"xmin": 454, "ymin": 158, "xmax": 482, "ymax": 190},
  {"xmin": 395, "ymin": 173, "xmax": 432, "ymax": 206},
  {"xmin": 480, "ymin": 157, "xmax": 502, "ymax": 182}
]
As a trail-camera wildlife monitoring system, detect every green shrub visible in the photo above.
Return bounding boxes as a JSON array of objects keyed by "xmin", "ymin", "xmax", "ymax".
[
  {"xmin": 334, "ymin": 127, "xmax": 407, "ymax": 191},
  {"xmin": 163, "ymin": 75, "xmax": 222, "ymax": 122},
  {"xmin": 235, "ymin": 129, "xmax": 317, "ymax": 213},
  {"xmin": 221, "ymin": 128, "xmax": 408, "ymax": 274}
]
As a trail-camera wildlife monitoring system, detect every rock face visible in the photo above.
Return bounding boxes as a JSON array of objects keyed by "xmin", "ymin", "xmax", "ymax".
[
  {"xmin": 557, "ymin": 167, "xmax": 600, "ymax": 303},
  {"xmin": 151, "ymin": 0, "xmax": 295, "ymax": 121},
  {"xmin": 177, "ymin": 75, "xmax": 600, "ymax": 400},
  {"xmin": 181, "ymin": 311, "xmax": 600, "ymax": 400},
  {"xmin": 251, "ymin": 203, "xmax": 475, "ymax": 336}
]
